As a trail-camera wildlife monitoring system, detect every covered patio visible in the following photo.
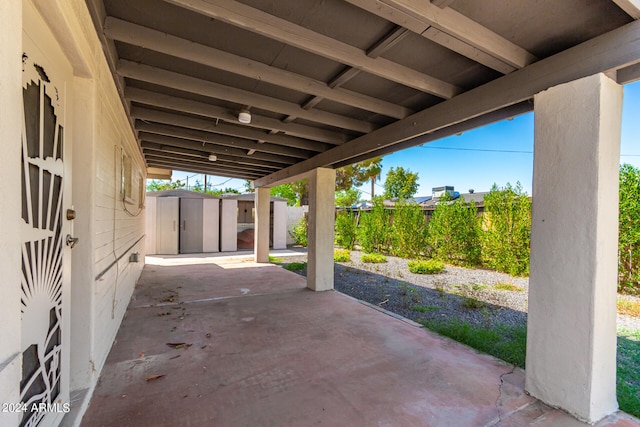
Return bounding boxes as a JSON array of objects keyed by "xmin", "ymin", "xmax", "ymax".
[
  {"xmin": 3, "ymin": 1, "xmax": 639, "ymax": 426},
  {"xmin": 80, "ymin": 255, "xmax": 639, "ymax": 426}
]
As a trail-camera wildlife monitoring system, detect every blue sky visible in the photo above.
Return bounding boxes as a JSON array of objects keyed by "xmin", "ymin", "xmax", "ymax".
[{"xmin": 169, "ymin": 80, "xmax": 640, "ymax": 197}]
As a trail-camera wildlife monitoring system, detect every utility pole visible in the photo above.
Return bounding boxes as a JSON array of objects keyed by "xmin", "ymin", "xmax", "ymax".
[{"xmin": 371, "ymin": 177, "xmax": 375, "ymax": 198}]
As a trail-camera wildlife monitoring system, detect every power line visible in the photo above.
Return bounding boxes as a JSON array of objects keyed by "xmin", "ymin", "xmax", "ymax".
[
  {"xmin": 419, "ymin": 145, "xmax": 640, "ymax": 157},
  {"xmin": 419, "ymin": 145, "xmax": 532, "ymax": 154}
]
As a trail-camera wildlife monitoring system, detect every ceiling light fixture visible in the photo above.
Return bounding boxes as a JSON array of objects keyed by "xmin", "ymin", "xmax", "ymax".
[
  {"xmin": 208, "ymin": 154, "xmax": 217, "ymax": 162},
  {"xmin": 238, "ymin": 108, "xmax": 251, "ymax": 124}
]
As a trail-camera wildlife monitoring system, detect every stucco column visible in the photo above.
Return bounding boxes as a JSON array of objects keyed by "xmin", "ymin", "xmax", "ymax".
[
  {"xmin": 307, "ymin": 168, "xmax": 336, "ymax": 291},
  {"xmin": 254, "ymin": 187, "xmax": 270, "ymax": 263},
  {"xmin": 526, "ymin": 73, "xmax": 622, "ymax": 423}
]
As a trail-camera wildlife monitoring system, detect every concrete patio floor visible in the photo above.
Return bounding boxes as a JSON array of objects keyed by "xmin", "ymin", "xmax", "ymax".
[{"xmin": 81, "ymin": 254, "xmax": 640, "ymax": 427}]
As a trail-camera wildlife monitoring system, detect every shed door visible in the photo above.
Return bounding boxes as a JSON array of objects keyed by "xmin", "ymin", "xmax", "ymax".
[
  {"xmin": 156, "ymin": 197, "xmax": 179, "ymax": 255},
  {"xmin": 180, "ymin": 198, "xmax": 203, "ymax": 253},
  {"xmin": 20, "ymin": 5, "xmax": 73, "ymax": 426}
]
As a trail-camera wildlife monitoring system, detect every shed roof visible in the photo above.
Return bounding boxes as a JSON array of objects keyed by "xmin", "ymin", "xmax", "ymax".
[{"xmin": 146, "ymin": 189, "xmax": 221, "ymax": 199}]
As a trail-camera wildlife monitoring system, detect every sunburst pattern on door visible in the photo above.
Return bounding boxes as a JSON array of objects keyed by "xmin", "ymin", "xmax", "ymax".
[{"xmin": 20, "ymin": 64, "xmax": 64, "ymax": 427}]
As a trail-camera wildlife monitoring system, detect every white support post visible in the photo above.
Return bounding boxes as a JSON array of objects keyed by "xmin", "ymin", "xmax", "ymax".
[
  {"xmin": 307, "ymin": 168, "xmax": 336, "ymax": 291},
  {"xmin": 272, "ymin": 200, "xmax": 287, "ymax": 250},
  {"xmin": 526, "ymin": 73, "xmax": 622, "ymax": 423},
  {"xmin": 254, "ymin": 187, "xmax": 270, "ymax": 263}
]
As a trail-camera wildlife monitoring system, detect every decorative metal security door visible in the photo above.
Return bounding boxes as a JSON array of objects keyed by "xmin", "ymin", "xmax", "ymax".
[{"xmin": 19, "ymin": 18, "xmax": 71, "ymax": 427}]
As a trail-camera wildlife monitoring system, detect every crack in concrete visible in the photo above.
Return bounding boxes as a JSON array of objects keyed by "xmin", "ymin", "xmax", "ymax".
[{"xmin": 489, "ymin": 364, "xmax": 517, "ymax": 427}]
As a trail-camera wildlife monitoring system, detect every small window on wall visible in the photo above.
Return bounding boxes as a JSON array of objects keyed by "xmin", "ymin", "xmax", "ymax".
[
  {"xmin": 121, "ymin": 150, "xmax": 133, "ymax": 204},
  {"xmin": 138, "ymin": 173, "xmax": 145, "ymax": 208}
]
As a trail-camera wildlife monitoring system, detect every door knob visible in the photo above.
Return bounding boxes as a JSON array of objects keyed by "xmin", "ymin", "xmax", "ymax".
[{"xmin": 66, "ymin": 234, "xmax": 79, "ymax": 249}]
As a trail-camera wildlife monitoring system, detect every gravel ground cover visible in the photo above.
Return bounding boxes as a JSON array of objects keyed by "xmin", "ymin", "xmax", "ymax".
[{"xmin": 279, "ymin": 250, "xmax": 640, "ymax": 332}]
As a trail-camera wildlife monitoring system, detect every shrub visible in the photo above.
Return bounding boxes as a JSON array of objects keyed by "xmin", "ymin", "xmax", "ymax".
[
  {"xmin": 427, "ymin": 193, "xmax": 481, "ymax": 266},
  {"xmin": 617, "ymin": 297, "xmax": 640, "ymax": 317},
  {"xmin": 361, "ymin": 253, "xmax": 387, "ymax": 263},
  {"xmin": 619, "ymin": 164, "xmax": 640, "ymax": 294},
  {"xmin": 334, "ymin": 211, "xmax": 357, "ymax": 250},
  {"xmin": 494, "ymin": 283, "xmax": 526, "ymax": 292},
  {"xmin": 462, "ymin": 297, "xmax": 485, "ymax": 309},
  {"xmin": 481, "ymin": 183, "xmax": 531, "ymax": 276},
  {"xmin": 334, "ymin": 249, "xmax": 351, "ymax": 262},
  {"xmin": 390, "ymin": 200, "xmax": 428, "ymax": 258},
  {"xmin": 284, "ymin": 262, "xmax": 306, "ymax": 271},
  {"xmin": 290, "ymin": 216, "xmax": 308, "ymax": 247},
  {"xmin": 411, "ymin": 305, "xmax": 439, "ymax": 313},
  {"xmin": 408, "ymin": 259, "xmax": 445, "ymax": 274},
  {"xmin": 357, "ymin": 197, "xmax": 391, "ymax": 254}
]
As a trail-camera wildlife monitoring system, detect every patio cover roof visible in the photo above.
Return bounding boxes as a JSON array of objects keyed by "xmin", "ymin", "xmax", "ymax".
[{"xmin": 86, "ymin": 0, "xmax": 640, "ymax": 186}]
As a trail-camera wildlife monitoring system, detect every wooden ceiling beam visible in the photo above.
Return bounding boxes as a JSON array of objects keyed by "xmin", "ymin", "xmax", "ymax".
[
  {"xmin": 255, "ymin": 19, "xmax": 640, "ymax": 187},
  {"xmin": 613, "ymin": 0, "xmax": 640, "ymax": 19},
  {"xmin": 431, "ymin": 0, "xmax": 456, "ymax": 8},
  {"xmin": 131, "ymin": 107, "xmax": 330, "ymax": 152},
  {"xmin": 138, "ymin": 132, "xmax": 297, "ymax": 166},
  {"xmin": 146, "ymin": 159, "xmax": 259, "ymax": 179},
  {"xmin": 118, "ymin": 60, "xmax": 373, "ymax": 133},
  {"xmin": 345, "ymin": 0, "xmax": 536, "ymax": 70},
  {"xmin": 164, "ymin": 0, "xmax": 461, "ymax": 98},
  {"xmin": 104, "ymin": 17, "xmax": 411, "ymax": 119},
  {"xmin": 284, "ymin": 26, "xmax": 411, "ymax": 123},
  {"xmin": 617, "ymin": 61, "xmax": 640, "ymax": 84},
  {"xmin": 125, "ymin": 87, "xmax": 347, "ymax": 145},
  {"xmin": 421, "ymin": 27, "xmax": 516, "ymax": 74},
  {"xmin": 143, "ymin": 151, "xmax": 272, "ymax": 175},
  {"xmin": 141, "ymin": 143, "xmax": 281, "ymax": 172},
  {"xmin": 136, "ymin": 122, "xmax": 312, "ymax": 159}
]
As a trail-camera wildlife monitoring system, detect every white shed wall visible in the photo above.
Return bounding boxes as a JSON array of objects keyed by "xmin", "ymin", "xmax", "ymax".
[{"xmin": 286, "ymin": 206, "xmax": 308, "ymax": 245}]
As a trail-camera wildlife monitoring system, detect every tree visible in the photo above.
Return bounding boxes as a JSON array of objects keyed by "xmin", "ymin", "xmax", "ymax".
[
  {"xmin": 383, "ymin": 166, "xmax": 419, "ymax": 200},
  {"xmin": 244, "ymin": 179, "xmax": 307, "ymax": 206},
  {"xmin": 192, "ymin": 180, "xmax": 204, "ymax": 193},
  {"xmin": 427, "ymin": 192, "xmax": 481, "ymax": 266},
  {"xmin": 336, "ymin": 157, "xmax": 383, "ymax": 192},
  {"xmin": 619, "ymin": 164, "xmax": 640, "ymax": 294},
  {"xmin": 357, "ymin": 197, "xmax": 392, "ymax": 254},
  {"xmin": 335, "ymin": 188, "xmax": 361, "ymax": 207},
  {"xmin": 212, "ymin": 187, "xmax": 240, "ymax": 196},
  {"xmin": 146, "ymin": 179, "xmax": 185, "ymax": 192},
  {"xmin": 391, "ymin": 200, "xmax": 428, "ymax": 258},
  {"xmin": 271, "ymin": 184, "xmax": 298, "ymax": 206},
  {"xmin": 481, "ymin": 182, "xmax": 531, "ymax": 276}
]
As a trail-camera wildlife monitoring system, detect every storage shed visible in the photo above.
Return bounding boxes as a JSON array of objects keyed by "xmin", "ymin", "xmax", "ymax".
[
  {"xmin": 222, "ymin": 193, "xmax": 288, "ymax": 250},
  {"xmin": 145, "ymin": 190, "xmax": 237, "ymax": 255}
]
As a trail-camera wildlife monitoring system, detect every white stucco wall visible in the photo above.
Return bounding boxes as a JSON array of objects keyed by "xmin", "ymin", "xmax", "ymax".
[
  {"xmin": 0, "ymin": 2, "xmax": 24, "ymax": 426},
  {"xmin": 286, "ymin": 206, "xmax": 308, "ymax": 245}
]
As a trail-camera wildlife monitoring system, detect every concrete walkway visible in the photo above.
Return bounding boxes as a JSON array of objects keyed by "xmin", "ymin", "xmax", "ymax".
[{"xmin": 81, "ymin": 255, "xmax": 639, "ymax": 427}]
